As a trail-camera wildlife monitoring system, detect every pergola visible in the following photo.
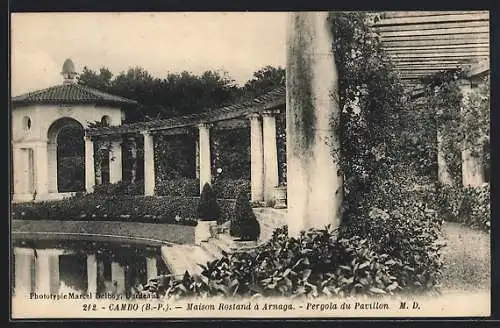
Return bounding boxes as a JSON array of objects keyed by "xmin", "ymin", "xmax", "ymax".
[
  {"xmin": 85, "ymin": 10, "xmax": 490, "ymax": 204},
  {"xmin": 373, "ymin": 11, "xmax": 489, "ymax": 93}
]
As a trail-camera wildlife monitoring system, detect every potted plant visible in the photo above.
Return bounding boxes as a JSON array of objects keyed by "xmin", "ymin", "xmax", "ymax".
[
  {"xmin": 230, "ymin": 190, "xmax": 260, "ymax": 241},
  {"xmin": 273, "ymin": 183, "xmax": 287, "ymax": 209},
  {"xmin": 195, "ymin": 183, "xmax": 221, "ymax": 245}
]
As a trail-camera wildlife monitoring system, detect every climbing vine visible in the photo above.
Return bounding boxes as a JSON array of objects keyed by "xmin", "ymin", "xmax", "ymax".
[{"xmin": 421, "ymin": 69, "xmax": 490, "ymax": 185}]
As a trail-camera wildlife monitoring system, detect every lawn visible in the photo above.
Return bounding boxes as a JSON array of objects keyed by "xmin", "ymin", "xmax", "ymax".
[{"xmin": 12, "ymin": 219, "xmax": 195, "ymax": 246}]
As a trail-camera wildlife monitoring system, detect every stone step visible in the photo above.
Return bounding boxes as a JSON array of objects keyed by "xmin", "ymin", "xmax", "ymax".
[
  {"xmin": 199, "ymin": 239, "xmax": 224, "ymax": 260},
  {"xmin": 161, "ymin": 244, "xmax": 214, "ymax": 277}
]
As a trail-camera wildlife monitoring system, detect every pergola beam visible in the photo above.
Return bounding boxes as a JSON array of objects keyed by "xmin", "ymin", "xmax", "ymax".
[
  {"xmin": 379, "ymin": 26, "xmax": 489, "ymax": 38},
  {"xmin": 375, "ymin": 20, "xmax": 488, "ymax": 32},
  {"xmin": 374, "ymin": 12, "xmax": 489, "ymax": 26}
]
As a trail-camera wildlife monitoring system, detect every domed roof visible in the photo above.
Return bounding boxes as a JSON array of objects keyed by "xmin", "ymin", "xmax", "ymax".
[{"xmin": 62, "ymin": 58, "xmax": 76, "ymax": 74}]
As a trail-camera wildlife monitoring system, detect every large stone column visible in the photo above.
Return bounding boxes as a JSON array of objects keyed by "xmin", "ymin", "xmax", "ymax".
[
  {"xmin": 198, "ymin": 123, "xmax": 212, "ymax": 193},
  {"xmin": 84, "ymin": 136, "xmax": 95, "ymax": 193},
  {"xmin": 262, "ymin": 110, "xmax": 279, "ymax": 204},
  {"xmin": 35, "ymin": 249, "xmax": 60, "ymax": 294},
  {"xmin": 286, "ymin": 12, "xmax": 343, "ymax": 237},
  {"xmin": 142, "ymin": 131, "xmax": 155, "ymax": 196},
  {"xmin": 109, "ymin": 138, "xmax": 123, "ymax": 184},
  {"xmin": 87, "ymin": 254, "xmax": 98, "ymax": 295},
  {"xmin": 248, "ymin": 113, "xmax": 265, "ymax": 203},
  {"xmin": 14, "ymin": 248, "xmax": 34, "ymax": 296},
  {"xmin": 145, "ymin": 257, "xmax": 158, "ymax": 282},
  {"xmin": 47, "ymin": 141, "xmax": 58, "ymax": 193},
  {"xmin": 459, "ymin": 81, "xmax": 485, "ymax": 187},
  {"xmin": 111, "ymin": 262, "xmax": 125, "ymax": 295},
  {"xmin": 34, "ymin": 142, "xmax": 49, "ymax": 198}
]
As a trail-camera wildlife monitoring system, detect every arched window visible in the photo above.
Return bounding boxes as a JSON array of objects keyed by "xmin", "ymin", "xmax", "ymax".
[
  {"xmin": 22, "ymin": 116, "xmax": 32, "ymax": 131},
  {"xmin": 101, "ymin": 115, "xmax": 111, "ymax": 127}
]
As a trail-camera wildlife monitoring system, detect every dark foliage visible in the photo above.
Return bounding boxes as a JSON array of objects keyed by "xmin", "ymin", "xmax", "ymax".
[
  {"xmin": 437, "ymin": 184, "xmax": 490, "ymax": 232},
  {"xmin": 155, "ymin": 178, "xmax": 199, "ymax": 197},
  {"xmin": 229, "ymin": 191, "xmax": 260, "ymax": 241},
  {"xmin": 197, "ymin": 183, "xmax": 221, "ymax": 221},
  {"xmin": 142, "ymin": 219, "xmax": 441, "ymax": 299},
  {"xmin": 212, "ymin": 178, "xmax": 250, "ymax": 200},
  {"xmin": 12, "ymin": 194, "xmax": 236, "ymax": 226}
]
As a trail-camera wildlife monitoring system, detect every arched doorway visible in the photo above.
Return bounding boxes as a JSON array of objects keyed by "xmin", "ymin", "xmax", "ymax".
[{"xmin": 47, "ymin": 118, "xmax": 85, "ymax": 193}]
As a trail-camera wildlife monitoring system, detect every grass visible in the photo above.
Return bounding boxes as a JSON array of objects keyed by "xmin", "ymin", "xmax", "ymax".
[
  {"xmin": 440, "ymin": 221, "xmax": 490, "ymax": 292},
  {"xmin": 12, "ymin": 219, "xmax": 195, "ymax": 246}
]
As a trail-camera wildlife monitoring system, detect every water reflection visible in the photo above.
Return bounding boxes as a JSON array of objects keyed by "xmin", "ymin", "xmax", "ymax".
[{"xmin": 12, "ymin": 239, "xmax": 169, "ymax": 299}]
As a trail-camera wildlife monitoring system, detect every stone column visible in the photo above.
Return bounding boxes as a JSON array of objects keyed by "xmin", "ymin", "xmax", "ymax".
[
  {"xmin": 84, "ymin": 136, "xmax": 96, "ymax": 193},
  {"xmin": 460, "ymin": 81, "xmax": 485, "ymax": 187},
  {"xmin": 286, "ymin": 12, "xmax": 343, "ymax": 237},
  {"xmin": 128, "ymin": 137, "xmax": 138, "ymax": 183},
  {"xmin": 142, "ymin": 131, "xmax": 155, "ymax": 196},
  {"xmin": 35, "ymin": 249, "xmax": 60, "ymax": 294},
  {"xmin": 47, "ymin": 141, "xmax": 58, "ymax": 193},
  {"xmin": 198, "ymin": 123, "xmax": 211, "ymax": 193},
  {"xmin": 248, "ymin": 113, "xmax": 265, "ymax": 203},
  {"xmin": 436, "ymin": 117, "xmax": 454, "ymax": 186},
  {"xmin": 145, "ymin": 257, "xmax": 158, "ymax": 282},
  {"xmin": 34, "ymin": 142, "xmax": 49, "ymax": 198},
  {"xmin": 87, "ymin": 254, "xmax": 98, "ymax": 295},
  {"xmin": 14, "ymin": 248, "xmax": 34, "ymax": 296},
  {"xmin": 262, "ymin": 110, "xmax": 279, "ymax": 204},
  {"xmin": 111, "ymin": 262, "xmax": 125, "ymax": 295},
  {"xmin": 109, "ymin": 138, "xmax": 123, "ymax": 184}
]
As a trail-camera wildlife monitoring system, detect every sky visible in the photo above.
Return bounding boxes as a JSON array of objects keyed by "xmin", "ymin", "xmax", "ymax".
[{"xmin": 11, "ymin": 12, "xmax": 287, "ymax": 96}]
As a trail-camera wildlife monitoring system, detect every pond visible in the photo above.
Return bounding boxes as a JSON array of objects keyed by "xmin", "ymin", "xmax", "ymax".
[{"xmin": 12, "ymin": 239, "xmax": 170, "ymax": 299}]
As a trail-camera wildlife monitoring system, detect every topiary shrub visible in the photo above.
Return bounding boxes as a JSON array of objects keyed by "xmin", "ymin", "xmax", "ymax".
[
  {"xmin": 197, "ymin": 183, "xmax": 221, "ymax": 222},
  {"xmin": 229, "ymin": 190, "xmax": 260, "ymax": 241}
]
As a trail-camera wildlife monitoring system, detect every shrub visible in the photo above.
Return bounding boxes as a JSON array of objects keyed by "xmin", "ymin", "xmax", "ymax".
[
  {"xmin": 229, "ymin": 191, "xmax": 260, "ymax": 241},
  {"xmin": 197, "ymin": 183, "xmax": 221, "ymax": 221},
  {"xmin": 142, "ymin": 223, "xmax": 440, "ymax": 299},
  {"xmin": 212, "ymin": 178, "xmax": 250, "ymax": 199},
  {"xmin": 12, "ymin": 194, "xmax": 236, "ymax": 225},
  {"xmin": 437, "ymin": 184, "xmax": 490, "ymax": 231},
  {"xmin": 155, "ymin": 178, "xmax": 199, "ymax": 197},
  {"xmin": 93, "ymin": 181, "xmax": 144, "ymax": 196}
]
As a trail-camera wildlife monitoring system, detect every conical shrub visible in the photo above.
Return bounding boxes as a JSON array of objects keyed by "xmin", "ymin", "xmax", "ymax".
[
  {"xmin": 230, "ymin": 190, "xmax": 260, "ymax": 241},
  {"xmin": 197, "ymin": 183, "xmax": 221, "ymax": 221}
]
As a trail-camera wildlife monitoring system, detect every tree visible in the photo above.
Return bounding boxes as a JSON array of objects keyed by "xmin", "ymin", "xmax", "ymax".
[
  {"xmin": 242, "ymin": 65, "xmax": 285, "ymax": 100},
  {"xmin": 230, "ymin": 190, "xmax": 260, "ymax": 241},
  {"xmin": 197, "ymin": 183, "xmax": 221, "ymax": 221},
  {"xmin": 77, "ymin": 66, "xmax": 113, "ymax": 91}
]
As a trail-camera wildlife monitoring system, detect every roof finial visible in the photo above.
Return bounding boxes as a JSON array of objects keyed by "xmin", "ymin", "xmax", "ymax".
[{"xmin": 61, "ymin": 58, "xmax": 77, "ymax": 84}]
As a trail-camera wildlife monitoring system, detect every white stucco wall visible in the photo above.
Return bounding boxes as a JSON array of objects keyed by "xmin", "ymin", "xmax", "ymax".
[
  {"xmin": 12, "ymin": 104, "xmax": 123, "ymax": 143},
  {"xmin": 11, "ymin": 103, "xmax": 123, "ymax": 201}
]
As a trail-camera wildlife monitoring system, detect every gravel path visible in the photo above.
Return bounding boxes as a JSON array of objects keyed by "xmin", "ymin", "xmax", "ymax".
[{"xmin": 440, "ymin": 222, "xmax": 490, "ymax": 292}]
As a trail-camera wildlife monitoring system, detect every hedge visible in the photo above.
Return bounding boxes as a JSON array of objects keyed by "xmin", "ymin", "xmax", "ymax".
[
  {"xmin": 12, "ymin": 194, "xmax": 236, "ymax": 226},
  {"xmin": 436, "ymin": 184, "xmax": 490, "ymax": 232}
]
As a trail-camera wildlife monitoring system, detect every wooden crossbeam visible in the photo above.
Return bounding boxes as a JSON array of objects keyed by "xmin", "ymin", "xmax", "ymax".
[
  {"xmin": 387, "ymin": 47, "xmax": 489, "ymax": 55},
  {"xmin": 381, "ymin": 33, "xmax": 489, "ymax": 42},
  {"xmin": 374, "ymin": 12, "xmax": 489, "ymax": 26},
  {"xmin": 381, "ymin": 11, "xmax": 488, "ymax": 19},
  {"xmin": 383, "ymin": 44, "xmax": 489, "ymax": 51},
  {"xmin": 390, "ymin": 52, "xmax": 488, "ymax": 59},
  {"xmin": 374, "ymin": 20, "xmax": 489, "ymax": 32},
  {"xmin": 379, "ymin": 26, "xmax": 489, "ymax": 38},
  {"xmin": 381, "ymin": 38, "xmax": 488, "ymax": 47}
]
